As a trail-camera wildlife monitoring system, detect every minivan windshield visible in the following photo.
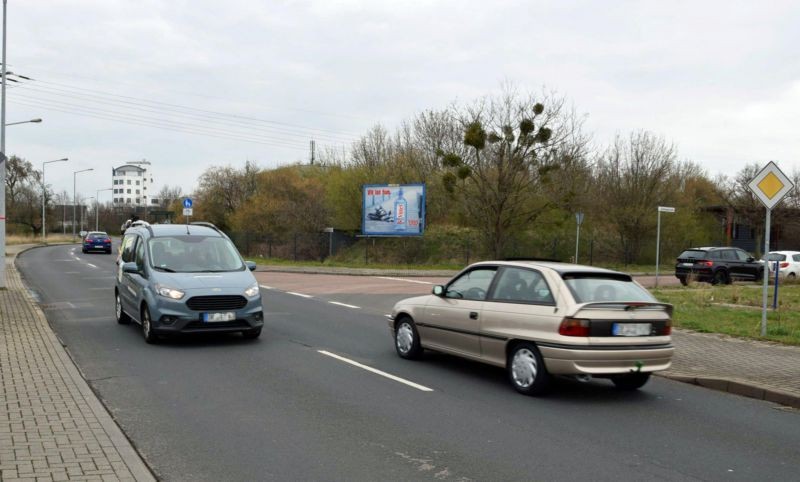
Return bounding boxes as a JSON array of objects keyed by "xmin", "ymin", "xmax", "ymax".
[
  {"xmin": 563, "ymin": 275, "xmax": 656, "ymax": 303},
  {"xmin": 148, "ymin": 235, "xmax": 244, "ymax": 273}
]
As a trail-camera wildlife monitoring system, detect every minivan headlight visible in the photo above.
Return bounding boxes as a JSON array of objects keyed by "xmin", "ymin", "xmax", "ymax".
[
  {"xmin": 155, "ymin": 284, "xmax": 185, "ymax": 300},
  {"xmin": 244, "ymin": 283, "xmax": 260, "ymax": 298}
]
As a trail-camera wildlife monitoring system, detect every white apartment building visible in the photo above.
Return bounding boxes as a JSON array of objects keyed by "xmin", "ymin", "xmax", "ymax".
[{"xmin": 112, "ymin": 161, "xmax": 156, "ymax": 207}]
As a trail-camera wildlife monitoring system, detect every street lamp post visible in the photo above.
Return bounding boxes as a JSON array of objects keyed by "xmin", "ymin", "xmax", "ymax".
[
  {"xmin": 0, "ymin": 0, "xmax": 9, "ymax": 288},
  {"xmin": 73, "ymin": 168, "xmax": 93, "ymax": 239},
  {"xmin": 80, "ymin": 197, "xmax": 94, "ymax": 234},
  {"xmin": 6, "ymin": 118, "xmax": 41, "ymax": 126},
  {"xmin": 95, "ymin": 187, "xmax": 112, "ymax": 231},
  {"xmin": 575, "ymin": 212, "xmax": 584, "ymax": 264},
  {"xmin": 41, "ymin": 158, "xmax": 69, "ymax": 243},
  {"xmin": 655, "ymin": 206, "xmax": 676, "ymax": 288}
]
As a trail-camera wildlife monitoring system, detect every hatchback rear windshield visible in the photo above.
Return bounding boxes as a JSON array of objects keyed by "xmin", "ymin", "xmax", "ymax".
[
  {"xmin": 678, "ymin": 250, "xmax": 707, "ymax": 259},
  {"xmin": 766, "ymin": 253, "xmax": 786, "ymax": 261},
  {"xmin": 148, "ymin": 235, "xmax": 244, "ymax": 273},
  {"xmin": 562, "ymin": 275, "xmax": 656, "ymax": 303}
]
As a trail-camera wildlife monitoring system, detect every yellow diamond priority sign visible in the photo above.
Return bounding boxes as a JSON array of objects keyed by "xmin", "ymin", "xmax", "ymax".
[{"xmin": 748, "ymin": 161, "xmax": 794, "ymax": 209}]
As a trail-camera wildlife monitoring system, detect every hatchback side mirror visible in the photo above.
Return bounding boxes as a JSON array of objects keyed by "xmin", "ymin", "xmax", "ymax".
[
  {"xmin": 245, "ymin": 261, "xmax": 257, "ymax": 271},
  {"xmin": 747, "ymin": 257, "xmax": 755, "ymax": 262},
  {"xmin": 432, "ymin": 285, "xmax": 444, "ymax": 296},
  {"xmin": 122, "ymin": 262, "xmax": 139, "ymax": 274}
]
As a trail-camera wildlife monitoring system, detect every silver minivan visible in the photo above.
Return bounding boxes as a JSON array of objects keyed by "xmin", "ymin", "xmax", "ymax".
[{"xmin": 115, "ymin": 221, "xmax": 264, "ymax": 343}]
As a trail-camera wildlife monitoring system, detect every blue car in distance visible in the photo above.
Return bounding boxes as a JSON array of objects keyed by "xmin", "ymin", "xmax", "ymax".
[{"xmin": 82, "ymin": 231, "xmax": 113, "ymax": 254}]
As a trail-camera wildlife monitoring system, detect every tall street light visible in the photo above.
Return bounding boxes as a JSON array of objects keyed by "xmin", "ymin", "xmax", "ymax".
[
  {"xmin": 6, "ymin": 117, "xmax": 41, "ymax": 126},
  {"xmin": 73, "ymin": 168, "xmax": 93, "ymax": 239},
  {"xmin": 80, "ymin": 196, "xmax": 94, "ymax": 234},
  {"xmin": 95, "ymin": 187, "xmax": 112, "ymax": 231},
  {"xmin": 0, "ymin": 0, "xmax": 10, "ymax": 288},
  {"xmin": 41, "ymin": 158, "xmax": 69, "ymax": 243},
  {"xmin": 655, "ymin": 206, "xmax": 676, "ymax": 288}
]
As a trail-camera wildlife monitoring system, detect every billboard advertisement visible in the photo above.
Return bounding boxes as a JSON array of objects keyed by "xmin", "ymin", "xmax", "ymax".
[{"xmin": 362, "ymin": 183, "xmax": 425, "ymax": 236}]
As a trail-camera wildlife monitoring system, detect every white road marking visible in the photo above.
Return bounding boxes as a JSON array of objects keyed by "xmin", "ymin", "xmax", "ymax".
[
  {"xmin": 318, "ymin": 350, "xmax": 433, "ymax": 392},
  {"xmin": 259, "ymin": 285, "xmax": 274, "ymax": 289},
  {"xmin": 86, "ymin": 263, "xmax": 98, "ymax": 269},
  {"xmin": 375, "ymin": 276, "xmax": 434, "ymax": 285},
  {"xmin": 287, "ymin": 291, "xmax": 313, "ymax": 298},
  {"xmin": 328, "ymin": 301, "xmax": 360, "ymax": 309}
]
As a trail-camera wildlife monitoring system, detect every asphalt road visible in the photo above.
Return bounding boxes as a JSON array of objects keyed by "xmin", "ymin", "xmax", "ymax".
[{"xmin": 16, "ymin": 244, "xmax": 800, "ymax": 481}]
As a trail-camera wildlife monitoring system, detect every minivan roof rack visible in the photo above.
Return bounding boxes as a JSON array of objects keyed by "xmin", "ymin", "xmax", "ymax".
[
  {"xmin": 129, "ymin": 220, "xmax": 153, "ymax": 237},
  {"xmin": 189, "ymin": 221, "xmax": 228, "ymax": 238}
]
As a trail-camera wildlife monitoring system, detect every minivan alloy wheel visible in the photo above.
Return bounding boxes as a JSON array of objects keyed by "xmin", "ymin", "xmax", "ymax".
[
  {"xmin": 115, "ymin": 293, "xmax": 130, "ymax": 324},
  {"xmin": 141, "ymin": 307, "xmax": 157, "ymax": 344}
]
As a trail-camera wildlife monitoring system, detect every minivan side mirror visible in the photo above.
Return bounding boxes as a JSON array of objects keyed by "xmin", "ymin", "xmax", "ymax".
[
  {"xmin": 122, "ymin": 262, "xmax": 139, "ymax": 274},
  {"xmin": 432, "ymin": 285, "xmax": 444, "ymax": 296},
  {"xmin": 245, "ymin": 261, "xmax": 257, "ymax": 271}
]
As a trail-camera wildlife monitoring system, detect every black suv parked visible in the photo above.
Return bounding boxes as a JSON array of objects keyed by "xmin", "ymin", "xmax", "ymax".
[{"xmin": 675, "ymin": 247, "xmax": 764, "ymax": 285}]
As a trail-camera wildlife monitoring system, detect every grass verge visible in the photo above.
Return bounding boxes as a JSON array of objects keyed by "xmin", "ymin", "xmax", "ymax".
[
  {"xmin": 652, "ymin": 281, "xmax": 800, "ymax": 345},
  {"xmin": 6, "ymin": 234, "xmax": 76, "ymax": 245}
]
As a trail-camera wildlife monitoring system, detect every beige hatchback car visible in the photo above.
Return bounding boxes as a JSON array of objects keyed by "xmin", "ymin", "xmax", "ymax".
[{"xmin": 388, "ymin": 261, "xmax": 674, "ymax": 395}]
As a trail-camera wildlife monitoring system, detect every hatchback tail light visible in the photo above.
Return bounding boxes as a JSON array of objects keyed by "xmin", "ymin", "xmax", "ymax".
[
  {"xmin": 84, "ymin": 237, "xmax": 91, "ymax": 243},
  {"xmin": 780, "ymin": 262, "xmax": 789, "ymax": 269},
  {"xmin": 104, "ymin": 239, "xmax": 111, "ymax": 244},
  {"xmin": 660, "ymin": 319, "xmax": 672, "ymax": 336},
  {"xmin": 558, "ymin": 317, "xmax": 590, "ymax": 337}
]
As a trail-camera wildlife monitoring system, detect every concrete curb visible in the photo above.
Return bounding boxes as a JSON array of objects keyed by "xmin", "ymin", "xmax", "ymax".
[
  {"xmin": 257, "ymin": 264, "xmax": 458, "ymax": 277},
  {"xmin": 11, "ymin": 244, "xmax": 157, "ymax": 481},
  {"xmin": 657, "ymin": 372, "xmax": 800, "ymax": 409}
]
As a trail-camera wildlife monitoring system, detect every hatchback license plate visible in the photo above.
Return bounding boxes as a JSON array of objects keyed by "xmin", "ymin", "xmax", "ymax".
[
  {"xmin": 612, "ymin": 323, "xmax": 651, "ymax": 336},
  {"xmin": 203, "ymin": 312, "xmax": 235, "ymax": 322}
]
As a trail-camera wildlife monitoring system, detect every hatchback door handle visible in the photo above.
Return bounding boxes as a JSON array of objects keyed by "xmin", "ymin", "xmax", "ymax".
[{"xmin": 469, "ymin": 311, "xmax": 479, "ymax": 320}]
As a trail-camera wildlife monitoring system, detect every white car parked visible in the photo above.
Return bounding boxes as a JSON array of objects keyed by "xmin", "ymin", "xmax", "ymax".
[{"xmin": 766, "ymin": 251, "xmax": 800, "ymax": 279}]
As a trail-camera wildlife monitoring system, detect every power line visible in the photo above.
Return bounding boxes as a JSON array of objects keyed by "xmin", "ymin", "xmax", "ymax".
[
  {"xmin": 8, "ymin": 98, "xmax": 317, "ymax": 151},
  {"xmin": 11, "ymin": 91, "xmax": 325, "ymax": 148},
  {"xmin": 12, "ymin": 82, "xmax": 357, "ymax": 143},
  {"xmin": 20, "ymin": 74, "xmax": 362, "ymax": 139}
]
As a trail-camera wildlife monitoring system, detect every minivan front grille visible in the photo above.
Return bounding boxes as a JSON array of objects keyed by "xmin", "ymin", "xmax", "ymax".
[{"xmin": 186, "ymin": 295, "xmax": 247, "ymax": 311}]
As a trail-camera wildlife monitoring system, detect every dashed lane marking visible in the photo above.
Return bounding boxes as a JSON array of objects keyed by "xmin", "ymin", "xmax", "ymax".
[
  {"xmin": 318, "ymin": 350, "xmax": 433, "ymax": 392},
  {"xmin": 374, "ymin": 276, "xmax": 434, "ymax": 285},
  {"xmin": 328, "ymin": 301, "xmax": 360, "ymax": 309},
  {"xmin": 287, "ymin": 291, "xmax": 313, "ymax": 298}
]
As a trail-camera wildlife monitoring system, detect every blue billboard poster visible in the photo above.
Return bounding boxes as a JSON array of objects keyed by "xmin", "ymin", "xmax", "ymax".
[{"xmin": 362, "ymin": 183, "xmax": 426, "ymax": 236}]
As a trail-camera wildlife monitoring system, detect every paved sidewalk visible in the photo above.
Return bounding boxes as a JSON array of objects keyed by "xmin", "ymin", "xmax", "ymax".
[
  {"xmin": 1, "ymin": 245, "xmax": 154, "ymax": 482},
  {"xmin": 662, "ymin": 330, "xmax": 800, "ymax": 408}
]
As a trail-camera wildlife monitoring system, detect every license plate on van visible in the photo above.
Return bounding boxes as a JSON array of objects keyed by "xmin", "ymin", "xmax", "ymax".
[
  {"xmin": 203, "ymin": 312, "xmax": 235, "ymax": 322},
  {"xmin": 612, "ymin": 323, "xmax": 651, "ymax": 336}
]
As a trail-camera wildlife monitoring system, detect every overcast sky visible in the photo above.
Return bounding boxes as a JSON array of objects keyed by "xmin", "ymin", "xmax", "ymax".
[{"xmin": 6, "ymin": 0, "xmax": 800, "ymax": 204}]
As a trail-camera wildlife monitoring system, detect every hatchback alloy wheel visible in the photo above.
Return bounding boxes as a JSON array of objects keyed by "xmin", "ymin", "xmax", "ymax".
[
  {"xmin": 508, "ymin": 343, "xmax": 550, "ymax": 395},
  {"xmin": 395, "ymin": 318, "xmax": 422, "ymax": 359}
]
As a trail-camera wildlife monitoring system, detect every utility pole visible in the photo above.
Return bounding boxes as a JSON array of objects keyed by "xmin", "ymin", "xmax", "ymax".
[
  {"xmin": 310, "ymin": 140, "xmax": 315, "ymax": 165},
  {"xmin": 0, "ymin": 0, "xmax": 8, "ymax": 288}
]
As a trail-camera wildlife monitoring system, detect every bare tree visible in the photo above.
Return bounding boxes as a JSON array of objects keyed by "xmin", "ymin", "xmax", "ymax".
[
  {"xmin": 441, "ymin": 87, "xmax": 588, "ymax": 257},
  {"xmin": 594, "ymin": 131, "xmax": 679, "ymax": 264}
]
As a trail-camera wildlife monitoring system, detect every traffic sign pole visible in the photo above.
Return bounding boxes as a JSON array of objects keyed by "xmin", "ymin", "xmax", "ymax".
[{"xmin": 761, "ymin": 208, "xmax": 771, "ymax": 337}]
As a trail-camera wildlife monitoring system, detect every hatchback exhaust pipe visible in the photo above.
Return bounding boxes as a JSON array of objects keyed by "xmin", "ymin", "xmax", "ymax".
[{"xmin": 575, "ymin": 374, "xmax": 592, "ymax": 383}]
